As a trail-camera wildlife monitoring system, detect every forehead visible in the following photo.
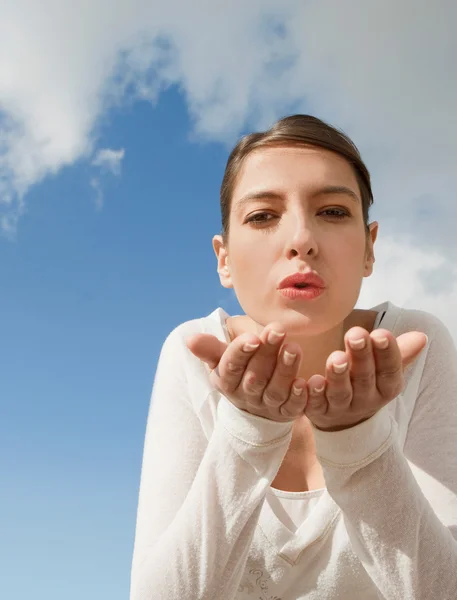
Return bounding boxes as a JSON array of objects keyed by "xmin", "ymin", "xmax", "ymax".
[{"xmin": 232, "ymin": 145, "xmax": 359, "ymax": 204}]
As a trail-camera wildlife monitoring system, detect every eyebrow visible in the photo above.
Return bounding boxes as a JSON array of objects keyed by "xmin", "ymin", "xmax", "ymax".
[{"xmin": 234, "ymin": 185, "xmax": 360, "ymax": 212}]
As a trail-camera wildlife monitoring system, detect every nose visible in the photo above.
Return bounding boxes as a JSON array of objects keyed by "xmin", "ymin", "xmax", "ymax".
[{"xmin": 286, "ymin": 215, "xmax": 318, "ymax": 258}]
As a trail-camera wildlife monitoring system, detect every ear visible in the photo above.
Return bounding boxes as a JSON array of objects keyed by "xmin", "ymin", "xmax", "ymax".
[
  {"xmin": 363, "ymin": 221, "xmax": 378, "ymax": 277},
  {"xmin": 212, "ymin": 235, "xmax": 233, "ymax": 289}
]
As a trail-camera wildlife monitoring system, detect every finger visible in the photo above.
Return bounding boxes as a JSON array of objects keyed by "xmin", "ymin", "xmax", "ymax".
[
  {"xmin": 325, "ymin": 350, "xmax": 352, "ymax": 408},
  {"xmin": 369, "ymin": 329, "xmax": 405, "ymax": 399},
  {"xmin": 215, "ymin": 332, "xmax": 262, "ymax": 393},
  {"xmin": 262, "ymin": 342, "xmax": 302, "ymax": 409},
  {"xmin": 396, "ymin": 331, "xmax": 428, "ymax": 369},
  {"xmin": 186, "ymin": 333, "xmax": 228, "ymax": 370},
  {"xmin": 305, "ymin": 375, "xmax": 327, "ymax": 415},
  {"xmin": 279, "ymin": 377, "xmax": 308, "ymax": 419},
  {"xmin": 345, "ymin": 327, "xmax": 377, "ymax": 401},
  {"xmin": 240, "ymin": 322, "xmax": 286, "ymax": 407}
]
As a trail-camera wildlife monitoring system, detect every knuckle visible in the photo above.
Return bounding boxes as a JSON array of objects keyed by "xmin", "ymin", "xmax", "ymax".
[
  {"xmin": 328, "ymin": 390, "xmax": 352, "ymax": 404},
  {"xmin": 378, "ymin": 366, "xmax": 402, "ymax": 380},
  {"xmin": 280, "ymin": 404, "xmax": 295, "ymax": 418},
  {"xmin": 244, "ymin": 373, "xmax": 267, "ymax": 393},
  {"xmin": 263, "ymin": 389, "xmax": 284, "ymax": 406},
  {"xmin": 251, "ymin": 377, "xmax": 268, "ymax": 392},
  {"xmin": 352, "ymin": 371, "xmax": 376, "ymax": 387},
  {"xmin": 275, "ymin": 365, "xmax": 293, "ymax": 381},
  {"xmin": 327, "ymin": 383, "xmax": 352, "ymax": 402},
  {"xmin": 226, "ymin": 361, "xmax": 245, "ymax": 375},
  {"xmin": 307, "ymin": 397, "xmax": 327, "ymax": 413}
]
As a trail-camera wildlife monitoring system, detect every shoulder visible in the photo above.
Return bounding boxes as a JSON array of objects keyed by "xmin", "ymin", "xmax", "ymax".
[
  {"xmin": 156, "ymin": 309, "xmax": 228, "ymax": 382},
  {"xmin": 393, "ymin": 305, "xmax": 454, "ymax": 345},
  {"xmin": 392, "ymin": 306, "xmax": 457, "ymax": 384},
  {"xmin": 162, "ymin": 308, "xmax": 228, "ymax": 348},
  {"xmin": 164, "ymin": 316, "xmax": 207, "ymax": 343},
  {"xmin": 158, "ymin": 317, "xmax": 208, "ymax": 365},
  {"xmin": 154, "ymin": 312, "xmax": 226, "ymax": 411}
]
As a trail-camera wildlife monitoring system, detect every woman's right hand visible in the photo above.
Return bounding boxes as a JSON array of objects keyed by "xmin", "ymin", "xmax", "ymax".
[{"xmin": 186, "ymin": 323, "xmax": 308, "ymax": 423}]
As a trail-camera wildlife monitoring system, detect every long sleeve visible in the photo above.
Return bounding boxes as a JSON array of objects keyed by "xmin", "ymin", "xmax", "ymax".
[
  {"xmin": 129, "ymin": 325, "xmax": 294, "ymax": 600},
  {"xmin": 312, "ymin": 315, "xmax": 457, "ymax": 599}
]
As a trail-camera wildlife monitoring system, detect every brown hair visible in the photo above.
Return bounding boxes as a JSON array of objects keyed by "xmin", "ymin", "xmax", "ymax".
[{"xmin": 220, "ymin": 114, "xmax": 374, "ymax": 245}]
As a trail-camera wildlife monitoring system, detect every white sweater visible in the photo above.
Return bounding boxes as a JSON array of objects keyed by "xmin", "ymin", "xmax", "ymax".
[{"xmin": 130, "ymin": 301, "xmax": 457, "ymax": 600}]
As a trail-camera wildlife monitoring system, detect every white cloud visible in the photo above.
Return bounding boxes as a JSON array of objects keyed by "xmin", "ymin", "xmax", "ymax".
[
  {"xmin": 358, "ymin": 233, "xmax": 457, "ymax": 345},
  {"xmin": 92, "ymin": 148, "xmax": 125, "ymax": 176},
  {"xmin": 1, "ymin": 0, "xmax": 457, "ymax": 333},
  {"xmin": 89, "ymin": 177, "xmax": 103, "ymax": 211},
  {"xmin": 90, "ymin": 147, "xmax": 125, "ymax": 208}
]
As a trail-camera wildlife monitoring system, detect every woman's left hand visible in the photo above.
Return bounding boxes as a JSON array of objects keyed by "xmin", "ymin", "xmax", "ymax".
[{"xmin": 305, "ymin": 327, "xmax": 428, "ymax": 432}]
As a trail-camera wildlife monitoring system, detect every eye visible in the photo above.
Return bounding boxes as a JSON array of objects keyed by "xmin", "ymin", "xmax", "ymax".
[
  {"xmin": 319, "ymin": 208, "xmax": 350, "ymax": 219},
  {"xmin": 245, "ymin": 208, "xmax": 350, "ymax": 225},
  {"xmin": 245, "ymin": 212, "xmax": 274, "ymax": 224}
]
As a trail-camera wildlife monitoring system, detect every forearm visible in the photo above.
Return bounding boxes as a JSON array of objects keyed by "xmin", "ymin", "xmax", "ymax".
[
  {"xmin": 131, "ymin": 395, "xmax": 293, "ymax": 600},
  {"xmin": 313, "ymin": 408, "xmax": 457, "ymax": 600}
]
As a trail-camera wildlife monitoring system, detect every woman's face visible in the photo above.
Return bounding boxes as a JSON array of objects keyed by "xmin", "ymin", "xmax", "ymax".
[{"xmin": 213, "ymin": 144, "xmax": 378, "ymax": 337}]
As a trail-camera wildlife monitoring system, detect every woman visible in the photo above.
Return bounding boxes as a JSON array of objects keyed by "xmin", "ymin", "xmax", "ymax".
[{"xmin": 130, "ymin": 115, "xmax": 457, "ymax": 599}]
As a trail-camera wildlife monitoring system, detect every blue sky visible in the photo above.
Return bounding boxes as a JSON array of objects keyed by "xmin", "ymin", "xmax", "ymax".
[
  {"xmin": 1, "ymin": 4, "xmax": 457, "ymax": 599},
  {"xmin": 0, "ymin": 88, "xmax": 243, "ymax": 600}
]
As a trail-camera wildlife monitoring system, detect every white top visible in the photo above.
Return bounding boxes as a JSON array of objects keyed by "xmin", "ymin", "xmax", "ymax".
[{"xmin": 130, "ymin": 301, "xmax": 457, "ymax": 600}]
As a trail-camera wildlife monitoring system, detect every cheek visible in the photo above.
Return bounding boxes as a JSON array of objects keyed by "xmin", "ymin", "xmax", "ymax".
[
  {"xmin": 235, "ymin": 236, "xmax": 275, "ymax": 261},
  {"xmin": 328, "ymin": 241, "xmax": 367, "ymax": 280},
  {"xmin": 331, "ymin": 234, "xmax": 366, "ymax": 259},
  {"xmin": 229, "ymin": 245, "xmax": 262, "ymax": 275}
]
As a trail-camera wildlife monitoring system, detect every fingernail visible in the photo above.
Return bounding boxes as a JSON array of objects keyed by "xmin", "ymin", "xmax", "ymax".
[
  {"xmin": 348, "ymin": 337, "xmax": 366, "ymax": 350},
  {"xmin": 242, "ymin": 342, "xmax": 260, "ymax": 352},
  {"xmin": 333, "ymin": 362, "xmax": 348, "ymax": 374},
  {"xmin": 283, "ymin": 350, "xmax": 296, "ymax": 365},
  {"xmin": 267, "ymin": 330, "xmax": 285, "ymax": 345},
  {"xmin": 313, "ymin": 384, "xmax": 325, "ymax": 394},
  {"xmin": 372, "ymin": 336, "xmax": 389, "ymax": 350}
]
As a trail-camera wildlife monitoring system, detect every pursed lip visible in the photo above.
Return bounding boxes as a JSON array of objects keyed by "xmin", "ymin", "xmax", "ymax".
[{"xmin": 278, "ymin": 271, "xmax": 326, "ymax": 289}]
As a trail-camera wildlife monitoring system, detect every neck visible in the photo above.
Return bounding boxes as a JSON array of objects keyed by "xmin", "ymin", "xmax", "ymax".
[
  {"xmin": 287, "ymin": 320, "xmax": 347, "ymax": 381},
  {"xmin": 294, "ymin": 308, "xmax": 378, "ymax": 380}
]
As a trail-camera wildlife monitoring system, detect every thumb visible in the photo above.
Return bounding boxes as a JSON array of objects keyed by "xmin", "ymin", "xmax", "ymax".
[
  {"xmin": 186, "ymin": 333, "xmax": 228, "ymax": 370},
  {"xmin": 397, "ymin": 331, "xmax": 428, "ymax": 370}
]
